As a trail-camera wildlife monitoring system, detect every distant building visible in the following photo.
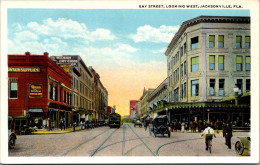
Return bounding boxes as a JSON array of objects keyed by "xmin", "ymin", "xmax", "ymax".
[
  {"xmin": 129, "ymin": 100, "xmax": 139, "ymax": 119},
  {"xmin": 140, "ymin": 88, "xmax": 154, "ymax": 119}
]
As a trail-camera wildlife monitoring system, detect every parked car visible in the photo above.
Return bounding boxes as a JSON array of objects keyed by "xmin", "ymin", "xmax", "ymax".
[
  {"xmin": 8, "ymin": 129, "xmax": 17, "ymax": 149},
  {"xmin": 134, "ymin": 120, "xmax": 142, "ymax": 127},
  {"xmin": 149, "ymin": 115, "xmax": 170, "ymax": 137},
  {"xmin": 235, "ymin": 137, "xmax": 251, "ymax": 155}
]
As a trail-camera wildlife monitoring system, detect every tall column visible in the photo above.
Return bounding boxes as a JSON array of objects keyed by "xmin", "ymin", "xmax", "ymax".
[{"xmin": 201, "ymin": 33, "xmax": 207, "ymax": 101}]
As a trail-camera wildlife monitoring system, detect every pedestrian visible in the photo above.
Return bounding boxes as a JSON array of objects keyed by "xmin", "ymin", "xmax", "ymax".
[
  {"xmin": 60, "ymin": 118, "xmax": 63, "ymax": 131},
  {"xmin": 73, "ymin": 122, "xmax": 76, "ymax": 132},
  {"xmin": 214, "ymin": 120, "xmax": 219, "ymax": 134},
  {"xmin": 222, "ymin": 122, "xmax": 227, "ymax": 138},
  {"xmin": 80, "ymin": 121, "xmax": 83, "ymax": 129},
  {"xmin": 192, "ymin": 121, "xmax": 197, "ymax": 133},
  {"xmin": 198, "ymin": 120, "xmax": 202, "ymax": 132},
  {"xmin": 63, "ymin": 119, "xmax": 66, "ymax": 130},
  {"xmin": 225, "ymin": 121, "xmax": 233, "ymax": 149},
  {"xmin": 144, "ymin": 120, "xmax": 147, "ymax": 131},
  {"xmin": 181, "ymin": 122, "xmax": 185, "ymax": 133},
  {"xmin": 185, "ymin": 122, "xmax": 189, "ymax": 132}
]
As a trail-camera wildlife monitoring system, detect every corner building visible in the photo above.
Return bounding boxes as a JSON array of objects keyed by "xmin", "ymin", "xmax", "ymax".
[
  {"xmin": 163, "ymin": 16, "xmax": 250, "ymax": 128},
  {"xmin": 8, "ymin": 52, "xmax": 72, "ymax": 132}
]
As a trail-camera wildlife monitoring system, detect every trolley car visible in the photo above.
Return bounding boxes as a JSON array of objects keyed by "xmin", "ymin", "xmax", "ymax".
[{"xmin": 108, "ymin": 113, "xmax": 121, "ymax": 128}]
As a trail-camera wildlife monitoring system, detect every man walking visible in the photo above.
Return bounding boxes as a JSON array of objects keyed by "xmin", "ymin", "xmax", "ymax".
[
  {"xmin": 201, "ymin": 124, "xmax": 216, "ymax": 151},
  {"xmin": 225, "ymin": 121, "xmax": 233, "ymax": 149}
]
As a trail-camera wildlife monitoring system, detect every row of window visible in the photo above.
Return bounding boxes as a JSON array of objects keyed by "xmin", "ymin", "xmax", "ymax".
[
  {"xmin": 49, "ymin": 84, "xmax": 71, "ymax": 105},
  {"xmin": 190, "ymin": 56, "xmax": 250, "ymax": 72},
  {"xmin": 169, "ymin": 61, "xmax": 187, "ymax": 86},
  {"xmin": 168, "ymin": 43, "xmax": 187, "ymax": 70},
  {"xmin": 170, "ymin": 78, "xmax": 250, "ymax": 101},
  {"xmin": 209, "ymin": 35, "xmax": 225, "ymax": 48}
]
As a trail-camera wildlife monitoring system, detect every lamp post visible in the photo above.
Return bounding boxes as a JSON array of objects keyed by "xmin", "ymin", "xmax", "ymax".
[
  {"xmin": 207, "ymin": 109, "xmax": 210, "ymax": 124},
  {"xmin": 233, "ymin": 85, "xmax": 239, "ymax": 106}
]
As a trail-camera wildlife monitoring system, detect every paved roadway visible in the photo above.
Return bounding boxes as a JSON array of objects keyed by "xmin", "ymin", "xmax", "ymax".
[{"xmin": 8, "ymin": 123, "xmax": 250, "ymax": 157}]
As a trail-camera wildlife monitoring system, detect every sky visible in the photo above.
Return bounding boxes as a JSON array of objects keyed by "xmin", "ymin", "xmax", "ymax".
[{"xmin": 7, "ymin": 9, "xmax": 250, "ymax": 116}]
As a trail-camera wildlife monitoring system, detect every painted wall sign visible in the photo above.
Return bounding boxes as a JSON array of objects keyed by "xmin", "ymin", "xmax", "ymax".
[
  {"xmin": 29, "ymin": 84, "xmax": 43, "ymax": 97},
  {"xmin": 8, "ymin": 67, "xmax": 40, "ymax": 72}
]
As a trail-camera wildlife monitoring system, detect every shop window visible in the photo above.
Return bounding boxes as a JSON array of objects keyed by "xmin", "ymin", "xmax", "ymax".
[
  {"xmin": 191, "ymin": 80, "xmax": 199, "ymax": 96},
  {"xmin": 218, "ymin": 35, "xmax": 224, "ymax": 48},
  {"xmin": 9, "ymin": 81, "xmax": 17, "ymax": 99},
  {"xmin": 245, "ymin": 36, "xmax": 250, "ymax": 48},
  {"xmin": 209, "ymin": 79, "xmax": 215, "ymax": 96},
  {"xmin": 209, "ymin": 55, "xmax": 215, "ymax": 70},
  {"xmin": 191, "ymin": 57, "xmax": 199, "ymax": 72},
  {"xmin": 209, "ymin": 35, "xmax": 215, "ymax": 48},
  {"xmin": 219, "ymin": 79, "xmax": 225, "ymax": 96},
  {"xmin": 245, "ymin": 56, "xmax": 250, "ymax": 71},
  {"xmin": 236, "ymin": 56, "xmax": 242, "ymax": 71},
  {"xmin": 246, "ymin": 79, "xmax": 250, "ymax": 92},
  {"xmin": 191, "ymin": 36, "xmax": 199, "ymax": 50},
  {"xmin": 218, "ymin": 56, "xmax": 224, "ymax": 70},
  {"xmin": 236, "ymin": 36, "xmax": 242, "ymax": 48},
  {"xmin": 237, "ymin": 79, "xmax": 243, "ymax": 95},
  {"xmin": 49, "ymin": 84, "xmax": 53, "ymax": 100}
]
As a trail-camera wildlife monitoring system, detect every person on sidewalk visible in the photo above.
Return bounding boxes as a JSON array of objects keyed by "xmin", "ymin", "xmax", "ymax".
[
  {"xmin": 201, "ymin": 124, "xmax": 216, "ymax": 151},
  {"xmin": 225, "ymin": 121, "xmax": 233, "ymax": 149},
  {"xmin": 60, "ymin": 118, "xmax": 63, "ymax": 131}
]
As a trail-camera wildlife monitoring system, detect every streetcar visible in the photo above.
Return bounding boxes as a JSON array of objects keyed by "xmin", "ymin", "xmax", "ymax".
[{"xmin": 108, "ymin": 113, "xmax": 121, "ymax": 128}]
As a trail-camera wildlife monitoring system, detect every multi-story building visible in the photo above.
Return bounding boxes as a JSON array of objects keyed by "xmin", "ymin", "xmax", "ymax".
[
  {"xmin": 140, "ymin": 88, "xmax": 154, "ymax": 119},
  {"xmin": 129, "ymin": 100, "xmax": 139, "ymax": 119},
  {"xmin": 161, "ymin": 16, "xmax": 250, "ymax": 127},
  {"xmin": 89, "ymin": 66, "xmax": 107, "ymax": 121},
  {"xmin": 147, "ymin": 78, "xmax": 168, "ymax": 118},
  {"xmin": 50, "ymin": 55, "xmax": 93, "ymax": 124},
  {"xmin": 8, "ymin": 52, "xmax": 72, "ymax": 132}
]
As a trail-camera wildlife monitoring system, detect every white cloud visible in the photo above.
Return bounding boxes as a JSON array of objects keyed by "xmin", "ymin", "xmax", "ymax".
[
  {"xmin": 130, "ymin": 25, "xmax": 180, "ymax": 43},
  {"xmin": 116, "ymin": 43, "xmax": 138, "ymax": 52},
  {"xmin": 152, "ymin": 48, "xmax": 167, "ymax": 54},
  {"xmin": 26, "ymin": 18, "xmax": 115, "ymax": 41},
  {"xmin": 14, "ymin": 31, "xmax": 39, "ymax": 41}
]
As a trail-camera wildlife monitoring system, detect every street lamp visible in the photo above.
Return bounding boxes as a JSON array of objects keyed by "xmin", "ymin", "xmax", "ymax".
[
  {"xmin": 207, "ymin": 109, "xmax": 210, "ymax": 124},
  {"xmin": 233, "ymin": 85, "xmax": 239, "ymax": 106}
]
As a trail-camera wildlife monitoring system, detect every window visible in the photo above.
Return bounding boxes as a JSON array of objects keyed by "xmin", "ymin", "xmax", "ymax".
[
  {"xmin": 218, "ymin": 35, "xmax": 224, "ymax": 48},
  {"xmin": 174, "ymin": 88, "xmax": 179, "ymax": 102},
  {"xmin": 191, "ymin": 37, "xmax": 199, "ymax": 50},
  {"xmin": 209, "ymin": 79, "xmax": 215, "ymax": 96},
  {"xmin": 54, "ymin": 86, "xmax": 58, "ymax": 101},
  {"xmin": 209, "ymin": 35, "xmax": 215, "ymax": 48},
  {"xmin": 237, "ymin": 79, "xmax": 243, "ymax": 95},
  {"xmin": 218, "ymin": 56, "xmax": 224, "ymax": 70},
  {"xmin": 191, "ymin": 80, "xmax": 199, "ymax": 96},
  {"xmin": 181, "ymin": 64, "xmax": 183, "ymax": 78},
  {"xmin": 184, "ymin": 61, "xmax": 186, "ymax": 75},
  {"xmin": 191, "ymin": 57, "xmax": 199, "ymax": 72},
  {"xmin": 236, "ymin": 36, "xmax": 242, "ymax": 48},
  {"xmin": 183, "ymin": 83, "xmax": 186, "ymax": 98},
  {"xmin": 245, "ymin": 56, "xmax": 250, "ymax": 71},
  {"xmin": 245, "ymin": 36, "xmax": 250, "ymax": 48},
  {"xmin": 209, "ymin": 55, "xmax": 215, "ymax": 70},
  {"xmin": 246, "ymin": 79, "xmax": 250, "ymax": 92},
  {"xmin": 236, "ymin": 56, "xmax": 242, "ymax": 71},
  {"xmin": 180, "ymin": 46, "xmax": 183, "ymax": 57},
  {"xmin": 64, "ymin": 91, "xmax": 66, "ymax": 103},
  {"xmin": 49, "ymin": 84, "xmax": 53, "ymax": 100},
  {"xmin": 184, "ymin": 43, "xmax": 187, "ymax": 53},
  {"xmin": 9, "ymin": 81, "xmax": 17, "ymax": 98},
  {"xmin": 59, "ymin": 87, "xmax": 62, "ymax": 102},
  {"xmin": 219, "ymin": 79, "xmax": 225, "ymax": 96},
  {"xmin": 180, "ymin": 85, "xmax": 183, "ymax": 99},
  {"xmin": 177, "ymin": 68, "xmax": 179, "ymax": 81}
]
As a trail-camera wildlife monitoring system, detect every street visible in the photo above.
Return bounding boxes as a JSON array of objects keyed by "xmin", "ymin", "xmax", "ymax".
[{"xmin": 8, "ymin": 123, "xmax": 250, "ymax": 157}]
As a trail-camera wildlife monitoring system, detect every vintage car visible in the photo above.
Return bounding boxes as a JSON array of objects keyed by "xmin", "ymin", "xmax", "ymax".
[
  {"xmin": 149, "ymin": 115, "xmax": 170, "ymax": 137},
  {"xmin": 134, "ymin": 120, "xmax": 142, "ymax": 127},
  {"xmin": 235, "ymin": 137, "xmax": 251, "ymax": 155},
  {"xmin": 8, "ymin": 129, "xmax": 17, "ymax": 149}
]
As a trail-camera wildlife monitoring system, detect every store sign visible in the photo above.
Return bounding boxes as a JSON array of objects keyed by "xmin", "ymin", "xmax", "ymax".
[
  {"xmin": 29, "ymin": 84, "xmax": 42, "ymax": 98},
  {"xmin": 8, "ymin": 67, "xmax": 40, "ymax": 72},
  {"xmin": 52, "ymin": 56, "xmax": 78, "ymax": 66},
  {"xmin": 60, "ymin": 64, "xmax": 72, "ymax": 73}
]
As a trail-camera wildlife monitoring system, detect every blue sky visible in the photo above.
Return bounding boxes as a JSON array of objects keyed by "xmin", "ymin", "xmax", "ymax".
[{"xmin": 7, "ymin": 9, "xmax": 250, "ymax": 115}]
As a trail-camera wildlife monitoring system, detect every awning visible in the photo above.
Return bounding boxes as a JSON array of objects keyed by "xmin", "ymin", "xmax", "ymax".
[
  {"xmin": 28, "ymin": 109, "xmax": 43, "ymax": 113},
  {"xmin": 48, "ymin": 102, "xmax": 72, "ymax": 111}
]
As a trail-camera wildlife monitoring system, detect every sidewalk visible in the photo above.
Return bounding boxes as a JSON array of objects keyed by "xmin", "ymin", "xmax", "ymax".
[{"xmin": 32, "ymin": 126, "xmax": 85, "ymax": 135}]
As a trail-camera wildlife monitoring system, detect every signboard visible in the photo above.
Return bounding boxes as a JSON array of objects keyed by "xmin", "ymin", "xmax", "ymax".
[
  {"xmin": 8, "ymin": 67, "xmax": 40, "ymax": 72},
  {"xmin": 60, "ymin": 64, "xmax": 72, "ymax": 73},
  {"xmin": 29, "ymin": 84, "xmax": 42, "ymax": 98},
  {"xmin": 52, "ymin": 56, "xmax": 79, "ymax": 66}
]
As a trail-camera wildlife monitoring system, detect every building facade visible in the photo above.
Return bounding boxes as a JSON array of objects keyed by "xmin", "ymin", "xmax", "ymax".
[
  {"xmin": 50, "ymin": 55, "xmax": 93, "ymax": 125},
  {"xmin": 129, "ymin": 100, "xmax": 139, "ymax": 119},
  {"xmin": 8, "ymin": 52, "xmax": 72, "ymax": 132},
  {"xmin": 163, "ymin": 16, "xmax": 250, "ymax": 127},
  {"xmin": 140, "ymin": 88, "xmax": 154, "ymax": 119}
]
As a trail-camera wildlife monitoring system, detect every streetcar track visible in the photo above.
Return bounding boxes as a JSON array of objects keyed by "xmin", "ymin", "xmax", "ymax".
[
  {"xmin": 127, "ymin": 124, "xmax": 156, "ymax": 156},
  {"xmin": 61, "ymin": 128, "xmax": 111, "ymax": 156},
  {"xmin": 155, "ymin": 137, "xmax": 201, "ymax": 156},
  {"xmin": 90, "ymin": 128, "xmax": 118, "ymax": 156},
  {"xmin": 122, "ymin": 123, "xmax": 126, "ymax": 156},
  {"xmin": 124, "ymin": 143, "xmax": 143, "ymax": 156}
]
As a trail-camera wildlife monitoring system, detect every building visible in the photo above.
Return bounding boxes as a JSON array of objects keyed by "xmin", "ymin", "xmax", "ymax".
[
  {"xmin": 133, "ymin": 101, "xmax": 140, "ymax": 119},
  {"xmin": 129, "ymin": 100, "xmax": 139, "ymax": 119},
  {"xmin": 8, "ymin": 52, "xmax": 72, "ymax": 132},
  {"xmin": 50, "ymin": 55, "xmax": 93, "ymax": 125},
  {"xmin": 147, "ymin": 78, "xmax": 168, "ymax": 118},
  {"xmin": 139, "ymin": 88, "xmax": 154, "ymax": 119},
  {"xmin": 158, "ymin": 16, "xmax": 250, "ymax": 127}
]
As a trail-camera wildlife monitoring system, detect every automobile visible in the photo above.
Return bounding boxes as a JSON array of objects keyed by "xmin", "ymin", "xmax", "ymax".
[
  {"xmin": 8, "ymin": 129, "xmax": 17, "ymax": 149},
  {"xmin": 149, "ymin": 115, "xmax": 170, "ymax": 137},
  {"xmin": 134, "ymin": 120, "xmax": 142, "ymax": 127},
  {"xmin": 235, "ymin": 137, "xmax": 251, "ymax": 155}
]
